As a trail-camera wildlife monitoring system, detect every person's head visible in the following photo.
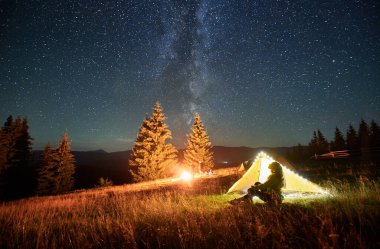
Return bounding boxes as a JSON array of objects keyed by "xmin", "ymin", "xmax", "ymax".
[{"xmin": 268, "ymin": 162, "xmax": 282, "ymax": 174}]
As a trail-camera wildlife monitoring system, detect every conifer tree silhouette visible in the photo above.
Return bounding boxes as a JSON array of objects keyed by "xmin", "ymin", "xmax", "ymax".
[
  {"xmin": 52, "ymin": 131, "xmax": 75, "ymax": 194},
  {"xmin": 36, "ymin": 142, "xmax": 56, "ymax": 195},
  {"xmin": 184, "ymin": 113, "xmax": 214, "ymax": 173},
  {"xmin": 129, "ymin": 102, "xmax": 178, "ymax": 182}
]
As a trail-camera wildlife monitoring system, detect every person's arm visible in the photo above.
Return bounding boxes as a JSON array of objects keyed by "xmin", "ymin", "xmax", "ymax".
[{"xmin": 258, "ymin": 174, "xmax": 281, "ymax": 190}]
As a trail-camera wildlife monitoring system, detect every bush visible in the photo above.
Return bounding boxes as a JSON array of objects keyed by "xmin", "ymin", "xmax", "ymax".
[{"xmin": 96, "ymin": 177, "xmax": 113, "ymax": 187}]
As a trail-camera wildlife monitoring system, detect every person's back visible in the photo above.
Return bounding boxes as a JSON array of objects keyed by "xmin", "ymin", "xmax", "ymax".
[{"xmin": 257, "ymin": 164, "xmax": 284, "ymax": 194}]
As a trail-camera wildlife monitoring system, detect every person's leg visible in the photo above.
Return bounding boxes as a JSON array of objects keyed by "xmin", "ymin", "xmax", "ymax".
[
  {"xmin": 270, "ymin": 191, "xmax": 283, "ymax": 205},
  {"xmin": 254, "ymin": 190, "xmax": 272, "ymax": 203},
  {"xmin": 256, "ymin": 190, "xmax": 282, "ymax": 205},
  {"xmin": 228, "ymin": 192, "xmax": 253, "ymax": 205},
  {"xmin": 228, "ymin": 183, "xmax": 262, "ymax": 205}
]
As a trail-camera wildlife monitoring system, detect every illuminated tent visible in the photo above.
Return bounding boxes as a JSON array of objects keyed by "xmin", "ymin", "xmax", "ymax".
[{"xmin": 227, "ymin": 151, "xmax": 326, "ymax": 195}]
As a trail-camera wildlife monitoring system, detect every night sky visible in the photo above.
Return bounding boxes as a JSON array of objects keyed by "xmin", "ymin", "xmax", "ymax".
[{"xmin": 1, "ymin": 0, "xmax": 379, "ymax": 152}]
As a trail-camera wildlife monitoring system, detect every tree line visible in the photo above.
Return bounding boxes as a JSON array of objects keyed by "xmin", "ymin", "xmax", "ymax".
[
  {"xmin": 0, "ymin": 115, "xmax": 75, "ymax": 199},
  {"xmin": 289, "ymin": 119, "xmax": 380, "ymax": 165},
  {"xmin": 0, "ymin": 101, "xmax": 215, "ymax": 198}
]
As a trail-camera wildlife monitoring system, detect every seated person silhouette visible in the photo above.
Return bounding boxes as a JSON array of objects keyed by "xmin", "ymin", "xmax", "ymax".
[{"xmin": 229, "ymin": 161, "xmax": 285, "ymax": 205}]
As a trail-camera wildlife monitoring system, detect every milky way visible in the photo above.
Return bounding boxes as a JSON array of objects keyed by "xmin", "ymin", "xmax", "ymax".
[
  {"xmin": 0, "ymin": 0, "xmax": 379, "ymax": 151},
  {"xmin": 150, "ymin": 0, "xmax": 212, "ymax": 129}
]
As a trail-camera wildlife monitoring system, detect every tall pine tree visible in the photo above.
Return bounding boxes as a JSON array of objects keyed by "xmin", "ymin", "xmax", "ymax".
[
  {"xmin": 184, "ymin": 113, "xmax": 214, "ymax": 173},
  {"xmin": 317, "ymin": 130, "xmax": 329, "ymax": 153},
  {"xmin": 308, "ymin": 131, "xmax": 318, "ymax": 156},
  {"xmin": 53, "ymin": 131, "xmax": 75, "ymax": 194},
  {"xmin": 358, "ymin": 119, "xmax": 370, "ymax": 149},
  {"xmin": 346, "ymin": 123, "xmax": 359, "ymax": 152},
  {"xmin": 331, "ymin": 127, "xmax": 346, "ymax": 151},
  {"xmin": 308, "ymin": 130, "xmax": 329, "ymax": 155},
  {"xmin": 0, "ymin": 116, "xmax": 13, "ymax": 195},
  {"xmin": 0, "ymin": 119, "xmax": 9, "ymax": 174},
  {"xmin": 14, "ymin": 117, "xmax": 33, "ymax": 168},
  {"xmin": 36, "ymin": 142, "xmax": 56, "ymax": 195},
  {"xmin": 370, "ymin": 120, "xmax": 380, "ymax": 150},
  {"xmin": 369, "ymin": 120, "xmax": 380, "ymax": 164},
  {"xmin": 129, "ymin": 102, "xmax": 178, "ymax": 182},
  {"xmin": 0, "ymin": 116, "xmax": 16, "ymax": 173},
  {"xmin": 0, "ymin": 116, "xmax": 33, "ymax": 198},
  {"xmin": 358, "ymin": 119, "xmax": 371, "ymax": 161}
]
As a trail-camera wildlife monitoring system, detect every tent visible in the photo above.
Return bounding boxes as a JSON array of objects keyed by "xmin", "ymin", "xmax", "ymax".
[{"xmin": 227, "ymin": 151, "xmax": 326, "ymax": 195}]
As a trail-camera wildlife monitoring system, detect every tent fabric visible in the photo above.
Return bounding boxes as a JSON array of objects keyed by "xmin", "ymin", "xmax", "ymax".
[{"xmin": 227, "ymin": 151, "xmax": 325, "ymax": 195}]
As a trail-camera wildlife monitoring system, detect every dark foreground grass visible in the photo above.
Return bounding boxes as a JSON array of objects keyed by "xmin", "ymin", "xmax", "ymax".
[{"xmin": 0, "ymin": 176, "xmax": 379, "ymax": 249}]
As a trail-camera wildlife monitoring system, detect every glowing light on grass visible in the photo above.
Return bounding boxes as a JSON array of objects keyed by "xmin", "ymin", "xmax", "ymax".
[{"xmin": 180, "ymin": 171, "xmax": 193, "ymax": 181}]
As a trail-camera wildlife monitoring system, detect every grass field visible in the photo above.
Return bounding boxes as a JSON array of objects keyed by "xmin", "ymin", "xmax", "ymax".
[{"xmin": 0, "ymin": 173, "xmax": 379, "ymax": 249}]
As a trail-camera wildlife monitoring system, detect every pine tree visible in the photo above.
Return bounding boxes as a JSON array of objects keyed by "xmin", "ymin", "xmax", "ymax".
[
  {"xmin": 308, "ymin": 131, "xmax": 318, "ymax": 156},
  {"xmin": 0, "ymin": 116, "xmax": 32, "ymax": 169},
  {"xmin": 0, "ymin": 116, "xmax": 14, "ymax": 196},
  {"xmin": 0, "ymin": 117, "xmax": 12, "ymax": 194},
  {"xmin": 129, "ymin": 102, "xmax": 178, "ymax": 182},
  {"xmin": 0, "ymin": 116, "xmax": 33, "ymax": 198},
  {"xmin": 317, "ymin": 130, "xmax": 329, "ymax": 153},
  {"xmin": 370, "ymin": 120, "xmax": 380, "ymax": 150},
  {"xmin": 0, "ymin": 116, "xmax": 15, "ymax": 173},
  {"xmin": 53, "ymin": 131, "xmax": 75, "ymax": 194},
  {"xmin": 13, "ymin": 117, "xmax": 33, "ymax": 168},
  {"xmin": 12, "ymin": 117, "xmax": 33, "ymax": 196},
  {"xmin": 332, "ymin": 127, "xmax": 346, "ymax": 151},
  {"xmin": 346, "ymin": 123, "xmax": 359, "ymax": 152},
  {"xmin": 36, "ymin": 142, "xmax": 56, "ymax": 195},
  {"xmin": 2, "ymin": 116, "xmax": 13, "ymax": 133},
  {"xmin": 0, "ymin": 127, "xmax": 8, "ymax": 175},
  {"xmin": 369, "ymin": 120, "xmax": 380, "ymax": 165},
  {"xmin": 358, "ymin": 119, "xmax": 370, "ymax": 149},
  {"xmin": 358, "ymin": 119, "xmax": 371, "ymax": 162},
  {"xmin": 184, "ymin": 113, "xmax": 214, "ymax": 173}
]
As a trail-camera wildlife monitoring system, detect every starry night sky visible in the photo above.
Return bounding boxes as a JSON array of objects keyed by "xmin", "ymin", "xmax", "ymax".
[{"xmin": 1, "ymin": 0, "xmax": 379, "ymax": 152}]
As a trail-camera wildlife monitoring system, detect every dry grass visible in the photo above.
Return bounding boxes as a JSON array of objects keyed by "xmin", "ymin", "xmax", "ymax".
[{"xmin": 0, "ymin": 176, "xmax": 379, "ymax": 249}]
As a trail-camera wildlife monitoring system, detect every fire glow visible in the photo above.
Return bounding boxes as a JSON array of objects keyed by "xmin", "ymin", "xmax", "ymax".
[{"xmin": 180, "ymin": 171, "xmax": 193, "ymax": 181}]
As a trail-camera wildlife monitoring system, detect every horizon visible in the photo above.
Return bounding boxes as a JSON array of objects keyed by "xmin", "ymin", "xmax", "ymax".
[
  {"xmin": 1, "ymin": 1, "xmax": 379, "ymax": 152},
  {"xmin": 31, "ymin": 144, "xmax": 303, "ymax": 153}
]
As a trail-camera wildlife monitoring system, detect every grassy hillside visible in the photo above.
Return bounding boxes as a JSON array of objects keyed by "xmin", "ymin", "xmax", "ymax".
[{"xmin": 0, "ymin": 174, "xmax": 379, "ymax": 249}]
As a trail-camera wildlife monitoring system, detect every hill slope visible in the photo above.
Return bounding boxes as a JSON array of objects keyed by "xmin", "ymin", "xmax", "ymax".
[{"xmin": 0, "ymin": 174, "xmax": 379, "ymax": 249}]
